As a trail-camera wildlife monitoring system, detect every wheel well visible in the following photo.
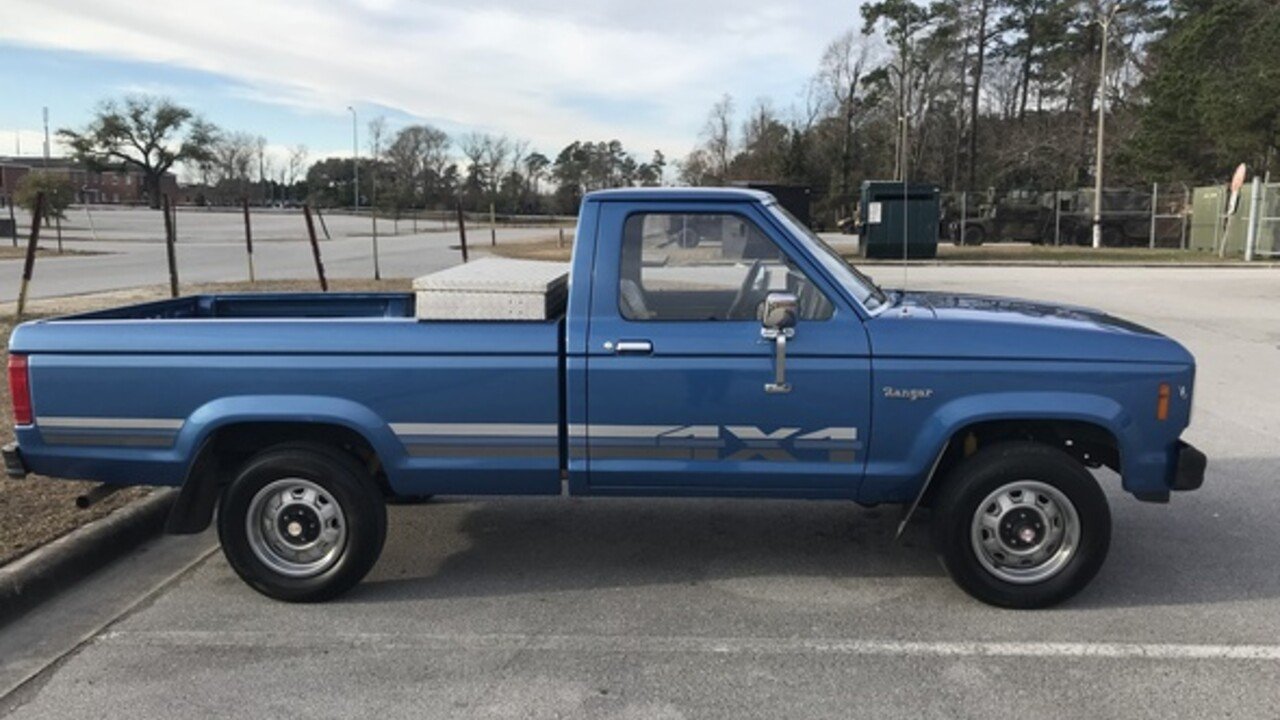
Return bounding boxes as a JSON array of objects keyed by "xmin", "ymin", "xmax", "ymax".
[
  {"xmin": 165, "ymin": 421, "xmax": 389, "ymax": 535},
  {"xmin": 925, "ymin": 419, "xmax": 1119, "ymax": 503}
]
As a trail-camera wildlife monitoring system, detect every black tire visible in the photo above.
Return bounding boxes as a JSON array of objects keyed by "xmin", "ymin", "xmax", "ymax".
[
  {"xmin": 931, "ymin": 442, "xmax": 1110, "ymax": 609},
  {"xmin": 217, "ymin": 442, "xmax": 387, "ymax": 602},
  {"xmin": 960, "ymin": 225, "xmax": 985, "ymax": 246}
]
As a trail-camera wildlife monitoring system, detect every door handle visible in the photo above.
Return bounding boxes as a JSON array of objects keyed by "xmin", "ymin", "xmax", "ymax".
[{"xmin": 608, "ymin": 340, "xmax": 653, "ymax": 354}]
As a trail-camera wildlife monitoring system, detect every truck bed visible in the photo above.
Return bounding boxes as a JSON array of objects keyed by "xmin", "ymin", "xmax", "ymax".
[
  {"xmin": 69, "ymin": 293, "xmax": 416, "ymax": 320},
  {"xmin": 10, "ymin": 293, "xmax": 567, "ymax": 497}
]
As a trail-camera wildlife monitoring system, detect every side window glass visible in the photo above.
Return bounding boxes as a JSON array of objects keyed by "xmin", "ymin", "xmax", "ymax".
[{"xmin": 618, "ymin": 213, "xmax": 834, "ymax": 322}]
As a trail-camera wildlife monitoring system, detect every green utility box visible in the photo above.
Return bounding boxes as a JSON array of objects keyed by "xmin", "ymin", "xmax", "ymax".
[
  {"xmin": 1189, "ymin": 185, "xmax": 1231, "ymax": 253},
  {"xmin": 858, "ymin": 181, "xmax": 940, "ymax": 259}
]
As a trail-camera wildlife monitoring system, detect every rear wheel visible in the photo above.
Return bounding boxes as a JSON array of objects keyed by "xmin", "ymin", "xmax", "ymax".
[
  {"xmin": 931, "ymin": 442, "xmax": 1110, "ymax": 608},
  {"xmin": 218, "ymin": 443, "xmax": 387, "ymax": 602}
]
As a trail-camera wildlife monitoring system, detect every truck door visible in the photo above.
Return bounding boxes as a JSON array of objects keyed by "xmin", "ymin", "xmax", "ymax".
[{"xmin": 581, "ymin": 201, "xmax": 872, "ymax": 495}]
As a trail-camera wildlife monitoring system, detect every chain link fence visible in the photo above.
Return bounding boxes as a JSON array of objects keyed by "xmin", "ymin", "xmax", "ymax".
[{"xmin": 940, "ymin": 187, "xmax": 1190, "ymax": 248}]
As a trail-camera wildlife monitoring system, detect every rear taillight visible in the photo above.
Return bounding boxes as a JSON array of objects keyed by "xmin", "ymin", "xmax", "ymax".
[{"xmin": 8, "ymin": 354, "xmax": 32, "ymax": 426}]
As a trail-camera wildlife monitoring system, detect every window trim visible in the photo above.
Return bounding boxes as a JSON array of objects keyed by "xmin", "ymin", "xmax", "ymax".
[{"xmin": 615, "ymin": 209, "xmax": 838, "ymax": 324}]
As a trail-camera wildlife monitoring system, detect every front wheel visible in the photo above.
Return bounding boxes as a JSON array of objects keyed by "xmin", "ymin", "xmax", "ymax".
[
  {"xmin": 218, "ymin": 443, "xmax": 387, "ymax": 602},
  {"xmin": 931, "ymin": 442, "xmax": 1110, "ymax": 608}
]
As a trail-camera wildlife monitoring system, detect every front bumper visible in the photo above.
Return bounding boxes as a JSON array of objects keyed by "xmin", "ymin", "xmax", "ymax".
[
  {"xmin": 3, "ymin": 442, "xmax": 27, "ymax": 479},
  {"xmin": 1172, "ymin": 440, "xmax": 1207, "ymax": 491}
]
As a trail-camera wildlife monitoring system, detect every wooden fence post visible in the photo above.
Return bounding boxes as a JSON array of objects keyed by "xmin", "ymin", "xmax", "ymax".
[
  {"xmin": 242, "ymin": 197, "xmax": 256, "ymax": 282},
  {"xmin": 456, "ymin": 201, "xmax": 469, "ymax": 263},
  {"xmin": 162, "ymin": 194, "xmax": 180, "ymax": 298},
  {"xmin": 303, "ymin": 204, "xmax": 329, "ymax": 291},
  {"xmin": 8, "ymin": 197, "xmax": 18, "ymax": 248},
  {"xmin": 15, "ymin": 193, "xmax": 44, "ymax": 318}
]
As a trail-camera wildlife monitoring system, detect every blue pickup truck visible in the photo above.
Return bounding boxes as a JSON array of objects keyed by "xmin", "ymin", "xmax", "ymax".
[{"xmin": 4, "ymin": 188, "xmax": 1205, "ymax": 608}]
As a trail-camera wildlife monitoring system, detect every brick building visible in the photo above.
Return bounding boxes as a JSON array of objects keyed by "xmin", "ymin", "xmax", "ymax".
[{"xmin": 0, "ymin": 157, "xmax": 178, "ymax": 205}]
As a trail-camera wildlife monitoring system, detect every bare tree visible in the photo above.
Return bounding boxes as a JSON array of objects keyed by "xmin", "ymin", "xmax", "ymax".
[
  {"xmin": 817, "ymin": 30, "xmax": 873, "ymax": 213},
  {"xmin": 286, "ymin": 145, "xmax": 309, "ymax": 186},
  {"xmin": 702, "ymin": 94, "xmax": 735, "ymax": 182}
]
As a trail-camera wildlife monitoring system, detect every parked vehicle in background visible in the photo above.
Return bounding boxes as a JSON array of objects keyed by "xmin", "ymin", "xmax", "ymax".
[
  {"xmin": 947, "ymin": 190, "xmax": 1048, "ymax": 246},
  {"xmin": 4, "ymin": 187, "xmax": 1206, "ymax": 609},
  {"xmin": 948, "ymin": 188, "xmax": 1165, "ymax": 247}
]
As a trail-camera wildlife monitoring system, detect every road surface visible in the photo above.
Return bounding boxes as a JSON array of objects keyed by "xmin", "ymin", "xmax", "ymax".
[{"xmin": 1, "ymin": 263, "xmax": 1278, "ymax": 719}]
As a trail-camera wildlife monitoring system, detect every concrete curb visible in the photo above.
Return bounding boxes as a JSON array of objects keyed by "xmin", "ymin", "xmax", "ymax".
[{"xmin": 0, "ymin": 489, "xmax": 176, "ymax": 628}]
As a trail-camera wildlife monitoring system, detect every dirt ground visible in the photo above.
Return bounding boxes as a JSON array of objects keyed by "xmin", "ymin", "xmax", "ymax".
[
  {"xmin": 0, "ymin": 247, "xmax": 97, "ymax": 261},
  {"xmin": 0, "ymin": 278, "xmax": 411, "ymax": 567}
]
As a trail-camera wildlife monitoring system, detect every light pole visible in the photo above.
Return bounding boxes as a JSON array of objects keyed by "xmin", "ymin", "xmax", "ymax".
[
  {"xmin": 347, "ymin": 106, "xmax": 359, "ymax": 213},
  {"xmin": 1091, "ymin": 2, "xmax": 1124, "ymax": 249}
]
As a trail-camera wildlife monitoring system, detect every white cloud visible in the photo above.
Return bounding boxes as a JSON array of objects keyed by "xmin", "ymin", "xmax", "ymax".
[{"xmin": 1, "ymin": 0, "xmax": 862, "ymax": 157}]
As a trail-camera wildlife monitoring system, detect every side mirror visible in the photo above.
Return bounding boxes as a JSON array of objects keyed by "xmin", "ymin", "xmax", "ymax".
[
  {"xmin": 761, "ymin": 292, "xmax": 797, "ymax": 395},
  {"xmin": 761, "ymin": 292, "xmax": 798, "ymax": 333}
]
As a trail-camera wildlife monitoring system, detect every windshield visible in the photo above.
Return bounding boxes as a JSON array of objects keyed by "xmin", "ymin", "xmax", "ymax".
[{"xmin": 767, "ymin": 203, "xmax": 888, "ymax": 311}]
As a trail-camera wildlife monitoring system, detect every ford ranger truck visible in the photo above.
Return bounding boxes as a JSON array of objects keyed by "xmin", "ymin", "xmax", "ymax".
[{"xmin": 3, "ymin": 188, "xmax": 1206, "ymax": 608}]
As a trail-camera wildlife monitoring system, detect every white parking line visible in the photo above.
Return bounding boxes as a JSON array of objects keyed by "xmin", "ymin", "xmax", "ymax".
[{"xmin": 97, "ymin": 631, "xmax": 1280, "ymax": 661}]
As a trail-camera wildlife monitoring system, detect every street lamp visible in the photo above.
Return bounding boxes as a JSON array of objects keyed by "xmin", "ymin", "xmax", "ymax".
[
  {"xmin": 1091, "ymin": 2, "xmax": 1125, "ymax": 249},
  {"xmin": 347, "ymin": 106, "xmax": 359, "ymax": 213}
]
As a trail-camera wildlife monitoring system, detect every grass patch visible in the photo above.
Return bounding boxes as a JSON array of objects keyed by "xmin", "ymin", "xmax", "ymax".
[
  {"xmin": 489, "ymin": 238, "xmax": 574, "ymax": 263},
  {"xmin": 857, "ymin": 244, "xmax": 1236, "ymax": 264},
  {"xmin": 0, "ymin": 247, "xmax": 100, "ymax": 261},
  {"xmin": 488, "ymin": 236, "xmax": 1231, "ymax": 266}
]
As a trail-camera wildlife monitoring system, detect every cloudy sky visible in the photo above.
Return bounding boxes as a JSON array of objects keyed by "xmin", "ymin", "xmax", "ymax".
[{"xmin": 1, "ymin": 0, "xmax": 865, "ymax": 168}]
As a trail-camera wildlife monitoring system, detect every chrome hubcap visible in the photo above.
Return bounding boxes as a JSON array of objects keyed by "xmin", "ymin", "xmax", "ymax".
[
  {"xmin": 246, "ymin": 478, "xmax": 347, "ymax": 578},
  {"xmin": 970, "ymin": 480, "xmax": 1079, "ymax": 584}
]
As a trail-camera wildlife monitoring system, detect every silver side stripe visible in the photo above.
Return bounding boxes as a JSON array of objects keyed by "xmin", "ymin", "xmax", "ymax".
[
  {"xmin": 391, "ymin": 423, "xmax": 558, "ymax": 438},
  {"xmin": 37, "ymin": 416, "xmax": 185, "ymax": 431}
]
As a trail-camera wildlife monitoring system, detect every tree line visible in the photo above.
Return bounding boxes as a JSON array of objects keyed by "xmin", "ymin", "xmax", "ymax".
[
  {"xmin": 52, "ymin": 96, "xmax": 664, "ymax": 215},
  {"xmin": 682, "ymin": 0, "xmax": 1280, "ymax": 223},
  {"xmin": 43, "ymin": 1, "xmax": 1278, "ymax": 224}
]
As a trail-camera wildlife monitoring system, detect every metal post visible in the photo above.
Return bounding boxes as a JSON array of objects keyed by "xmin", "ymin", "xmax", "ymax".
[
  {"xmin": 489, "ymin": 202, "xmax": 497, "ymax": 246},
  {"xmin": 242, "ymin": 197, "xmax": 256, "ymax": 282},
  {"xmin": 959, "ymin": 192, "xmax": 967, "ymax": 246},
  {"xmin": 1149, "ymin": 182, "xmax": 1158, "ymax": 249},
  {"xmin": 7, "ymin": 197, "xmax": 17, "ymax": 247},
  {"xmin": 456, "ymin": 201, "xmax": 469, "ymax": 263},
  {"xmin": 84, "ymin": 204, "xmax": 98, "ymax": 242},
  {"xmin": 162, "ymin": 194, "xmax": 179, "ymax": 298},
  {"xmin": 371, "ymin": 207, "xmax": 381, "ymax": 281},
  {"xmin": 348, "ymin": 106, "xmax": 359, "ymax": 214},
  {"xmin": 558, "ymin": 227, "xmax": 565, "ymax": 248},
  {"xmin": 1245, "ymin": 176, "xmax": 1262, "ymax": 262},
  {"xmin": 303, "ymin": 204, "xmax": 329, "ymax": 291},
  {"xmin": 1181, "ymin": 185, "xmax": 1189, "ymax": 250},
  {"xmin": 55, "ymin": 214, "xmax": 62, "ymax": 253},
  {"xmin": 1054, "ymin": 191, "xmax": 1062, "ymax": 246},
  {"xmin": 1092, "ymin": 5, "xmax": 1121, "ymax": 249},
  {"xmin": 15, "ymin": 192, "xmax": 44, "ymax": 318}
]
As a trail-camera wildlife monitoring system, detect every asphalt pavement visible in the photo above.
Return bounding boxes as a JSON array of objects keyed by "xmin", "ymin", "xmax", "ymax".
[{"xmin": 1, "ymin": 263, "xmax": 1279, "ymax": 718}]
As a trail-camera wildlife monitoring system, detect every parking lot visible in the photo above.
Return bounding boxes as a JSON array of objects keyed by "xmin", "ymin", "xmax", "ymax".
[{"xmin": 1, "ymin": 264, "xmax": 1278, "ymax": 718}]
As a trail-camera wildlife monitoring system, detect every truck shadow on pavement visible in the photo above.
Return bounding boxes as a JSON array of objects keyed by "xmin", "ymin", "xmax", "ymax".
[
  {"xmin": 351, "ymin": 498, "xmax": 946, "ymax": 605},
  {"xmin": 340, "ymin": 458, "xmax": 1280, "ymax": 611}
]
